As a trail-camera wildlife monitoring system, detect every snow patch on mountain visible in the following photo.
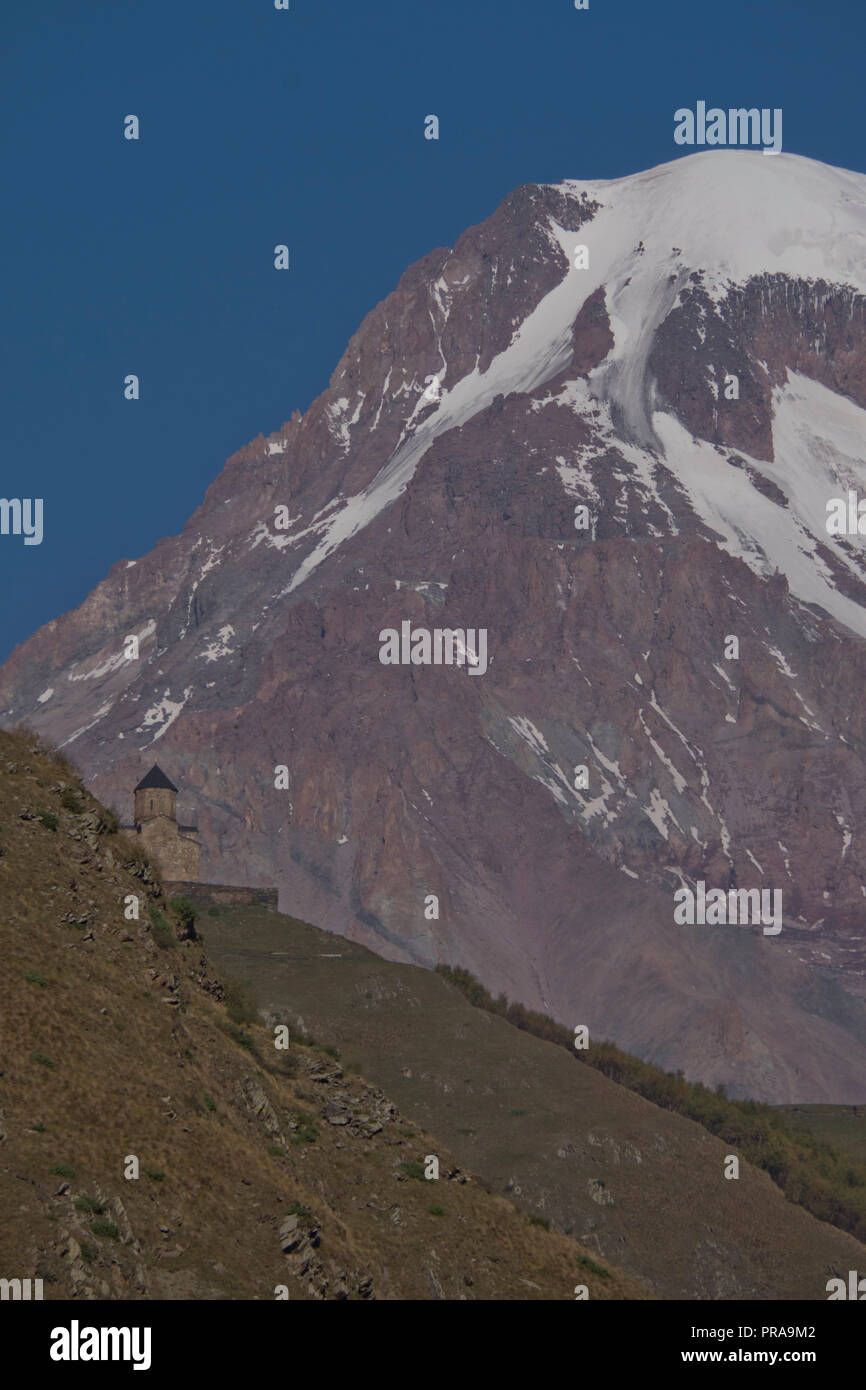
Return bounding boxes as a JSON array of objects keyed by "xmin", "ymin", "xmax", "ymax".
[
  {"xmin": 198, "ymin": 625, "xmax": 236, "ymax": 663},
  {"xmin": 646, "ymin": 385, "xmax": 866, "ymax": 640},
  {"xmin": 67, "ymin": 620, "xmax": 156, "ymax": 683},
  {"xmin": 283, "ymin": 153, "xmax": 866, "ymax": 599},
  {"xmin": 326, "ymin": 395, "xmax": 364, "ymax": 451},
  {"xmin": 136, "ymin": 688, "xmax": 193, "ymax": 743},
  {"xmin": 559, "ymin": 151, "xmax": 866, "ymax": 305},
  {"xmin": 248, "ymin": 520, "xmax": 294, "ymax": 552},
  {"xmin": 60, "ymin": 701, "xmax": 115, "ymax": 748},
  {"xmin": 644, "ymin": 787, "xmax": 680, "ymax": 840},
  {"xmin": 638, "ymin": 707, "xmax": 689, "ymax": 794}
]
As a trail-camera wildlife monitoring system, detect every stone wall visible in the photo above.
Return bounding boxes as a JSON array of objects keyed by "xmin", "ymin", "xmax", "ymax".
[
  {"xmin": 162, "ymin": 880, "xmax": 278, "ymax": 912},
  {"xmin": 134, "ymin": 785, "xmax": 175, "ymax": 824},
  {"xmin": 138, "ymin": 816, "xmax": 200, "ymax": 882}
]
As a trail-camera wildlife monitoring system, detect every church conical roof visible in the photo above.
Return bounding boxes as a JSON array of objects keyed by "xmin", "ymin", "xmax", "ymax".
[{"xmin": 134, "ymin": 764, "xmax": 178, "ymax": 793}]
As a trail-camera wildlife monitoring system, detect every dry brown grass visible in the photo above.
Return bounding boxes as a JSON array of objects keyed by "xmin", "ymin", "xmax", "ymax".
[{"xmin": 0, "ymin": 731, "xmax": 646, "ymax": 1301}]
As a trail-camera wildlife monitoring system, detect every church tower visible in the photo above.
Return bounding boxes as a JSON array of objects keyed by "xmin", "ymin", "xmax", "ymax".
[
  {"xmin": 134, "ymin": 764, "xmax": 178, "ymax": 824},
  {"xmin": 133, "ymin": 764, "xmax": 200, "ymax": 882}
]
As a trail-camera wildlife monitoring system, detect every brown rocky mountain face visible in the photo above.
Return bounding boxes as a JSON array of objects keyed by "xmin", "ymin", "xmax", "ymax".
[{"xmin": 4, "ymin": 151, "xmax": 866, "ymax": 1102}]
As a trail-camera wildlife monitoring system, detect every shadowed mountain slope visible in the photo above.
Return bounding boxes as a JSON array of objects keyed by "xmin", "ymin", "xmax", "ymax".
[{"xmin": 204, "ymin": 900, "xmax": 866, "ymax": 1301}]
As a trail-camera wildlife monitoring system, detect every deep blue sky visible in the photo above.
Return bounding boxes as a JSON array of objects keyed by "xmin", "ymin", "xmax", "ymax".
[{"xmin": 1, "ymin": 0, "xmax": 863, "ymax": 661}]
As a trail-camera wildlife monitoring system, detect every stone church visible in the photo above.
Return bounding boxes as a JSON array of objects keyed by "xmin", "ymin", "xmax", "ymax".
[
  {"xmin": 127, "ymin": 764, "xmax": 277, "ymax": 910},
  {"xmin": 132, "ymin": 764, "xmax": 200, "ymax": 881}
]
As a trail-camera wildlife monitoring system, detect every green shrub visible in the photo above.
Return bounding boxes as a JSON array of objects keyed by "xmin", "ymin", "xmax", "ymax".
[
  {"xmin": 51, "ymin": 1163, "xmax": 75, "ymax": 1179},
  {"xmin": 145, "ymin": 1169, "xmax": 165, "ymax": 1181},
  {"xmin": 80, "ymin": 1242, "xmax": 94, "ymax": 1264},
  {"xmin": 90, "ymin": 1218, "xmax": 119, "ymax": 1240},
  {"xmin": 223, "ymin": 976, "xmax": 259, "ymax": 1027},
  {"xmin": 168, "ymin": 896, "xmax": 197, "ymax": 938},
  {"xmin": 75, "ymin": 1195, "xmax": 105, "ymax": 1215},
  {"xmin": 286, "ymin": 1201, "xmax": 312, "ymax": 1219},
  {"xmin": 30, "ymin": 1052, "xmax": 54, "ymax": 1068},
  {"xmin": 289, "ymin": 1113, "xmax": 318, "ymax": 1145},
  {"xmin": 60, "ymin": 788, "xmax": 83, "ymax": 813},
  {"xmin": 203, "ymin": 1094, "xmax": 217, "ymax": 1112},
  {"xmin": 25, "ymin": 970, "xmax": 48, "ymax": 986},
  {"xmin": 36, "ymin": 808, "xmax": 58, "ymax": 831},
  {"xmin": 428, "ymin": 1203, "xmax": 445, "ymax": 1217},
  {"xmin": 577, "ymin": 1254, "xmax": 611, "ymax": 1279},
  {"xmin": 225, "ymin": 1024, "xmax": 257, "ymax": 1055},
  {"xmin": 398, "ymin": 1160, "xmax": 425, "ymax": 1181},
  {"xmin": 148, "ymin": 905, "xmax": 174, "ymax": 949},
  {"xmin": 528, "ymin": 1214, "xmax": 550, "ymax": 1230}
]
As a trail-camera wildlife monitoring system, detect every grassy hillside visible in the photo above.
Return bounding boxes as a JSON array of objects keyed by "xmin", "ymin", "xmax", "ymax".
[
  {"xmin": 202, "ymin": 901, "xmax": 866, "ymax": 1300},
  {"xmin": 0, "ymin": 729, "xmax": 644, "ymax": 1300},
  {"xmin": 776, "ymin": 1105, "xmax": 866, "ymax": 1167},
  {"xmin": 434, "ymin": 964, "xmax": 866, "ymax": 1244}
]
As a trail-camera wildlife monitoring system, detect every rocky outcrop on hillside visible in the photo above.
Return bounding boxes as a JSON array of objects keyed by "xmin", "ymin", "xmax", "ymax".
[{"xmin": 0, "ymin": 730, "xmax": 632, "ymax": 1300}]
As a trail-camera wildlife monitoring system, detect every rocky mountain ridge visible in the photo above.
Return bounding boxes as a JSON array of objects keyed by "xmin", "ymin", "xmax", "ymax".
[{"xmin": 4, "ymin": 151, "xmax": 866, "ymax": 1101}]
